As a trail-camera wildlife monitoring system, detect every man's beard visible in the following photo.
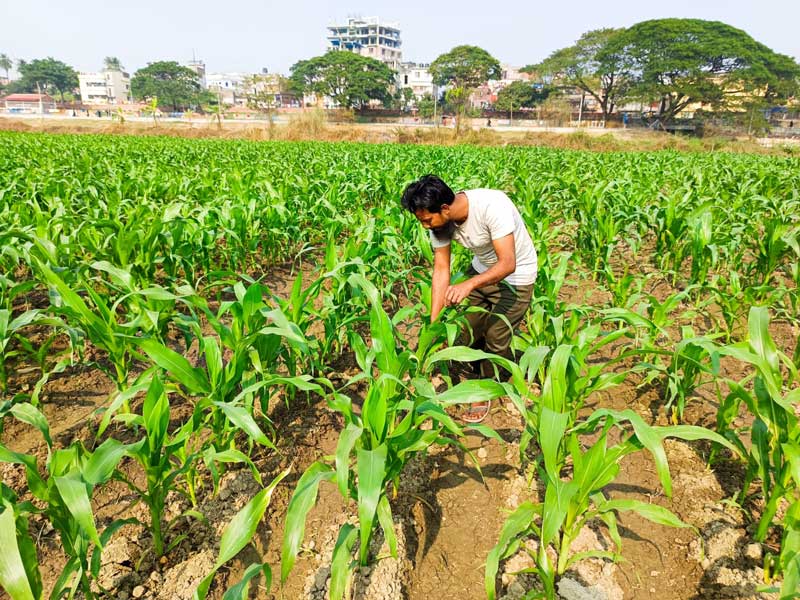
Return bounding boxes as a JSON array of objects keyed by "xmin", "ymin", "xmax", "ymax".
[{"xmin": 431, "ymin": 221, "xmax": 456, "ymax": 242}]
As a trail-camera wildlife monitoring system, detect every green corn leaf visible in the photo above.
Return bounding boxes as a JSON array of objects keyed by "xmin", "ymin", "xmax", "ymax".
[
  {"xmin": 356, "ymin": 444, "xmax": 387, "ymax": 565},
  {"xmin": 335, "ymin": 423, "xmax": 363, "ymax": 497},
  {"xmin": 195, "ymin": 468, "xmax": 288, "ymax": 600},
  {"xmin": 415, "ymin": 401, "xmax": 462, "ymax": 437},
  {"xmin": 136, "ymin": 338, "xmax": 210, "ymax": 395},
  {"xmin": 0, "ymin": 500, "xmax": 40, "ymax": 600},
  {"xmin": 435, "ymin": 379, "xmax": 507, "ymax": 406},
  {"xmin": 82, "ymin": 438, "xmax": 135, "ymax": 486},
  {"xmin": 539, "ymin": 406, "xmax": 570, "ymax": 479},
  {"xmin": 222, "ymin": 563, "xmax": 271, "ymax": 600},
  {"xmin": 485, "ymin": 501, "xmax": 538, "ymax": 600},
  {"xmin": 330, "ymin": 524, "xmax": 358, "ymax": 600},
  {"xmin": 10, "ymin": 403, "xmax": 51, "ymax": 448},
  {"xmin": 376, "ymin": 494, "xmax": 397, "ymax": 559},
  {"xmin": 97, "ymin": 377, "xmax": 151, "ymax": 437},
  {"xmin": 599, "ymin": 498, "xmax": 692, "ymax": 529},
  {"xmin": 143, "ymin": 376, "xmax": 169, "ymax": 456},
  {"xmin": 91, "ymin": 260, "xmax": 133, "ymax": 289},
  {"xmin": 53, "ymin": 473, "xmax": 102, "ymax": 547},
  {"xmin": 465, "ymin": 424, "xmax": 505, "ymax": 444},
  {"xmin": 281, "ymin": 462, "xmax": 335, "ymax": 583},
  {"xmin": 541, "ymin": 478, "xmax": 578, "ymax": 547},
  {"xmin": 213, "ymin": 401, "xmax": 276, "ymax": 451},
  {"xmin": 541, "ymin": 345, "xmax": 573, "ymax": 413},
  {"xmin": 0, "ymin": 445, "xmax": 46, "ymax": 499}
]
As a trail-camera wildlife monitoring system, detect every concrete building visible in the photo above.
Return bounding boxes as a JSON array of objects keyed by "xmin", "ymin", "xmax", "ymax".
[
  {"xmin": 78, "ymin": 70, "xmax": 131, "ymax": 105},
  {"xmin": 327, "ymin": 17, "xmax": 402, "ymax": 70},
  {"xmin": 2, "ymin": 93, "xmax": 57, "ymax": 113},
  {"xmin": 397, "ymin": 62, "xmax": 437, "ymax": 99},
  {"xmin": 206, "ymin": 72, "xmax": 248, "ymax": 105},
  {"xmin": 187, "ymin": 59, "xmax": 207, "ymax": 89}
]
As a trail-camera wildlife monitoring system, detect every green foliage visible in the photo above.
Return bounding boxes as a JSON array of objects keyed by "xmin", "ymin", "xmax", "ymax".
[
  {"xmin": 15, "ymin": 57, "xmax": 78, "ymax": 101},
  {"xmin": 430, "ymin": 45, "xmax": 501, "ymax": 126},
  {"xmin": 289, "ymin": 51, "xmax": 395, "ymax": 109},
  {"xmin": 131, "ymin": 61, "xmax": 203, "ymax": 111},
  {"xmin": 610, "ymin": 19, "xmax": 800, "ymax": 121},
  {"xmin": 526, "ymin": 28, "xmax": 629, "ymax": 119},
  {"xmin": 494, "ymin": 81, "xmax": 549, "ymax": 111}
]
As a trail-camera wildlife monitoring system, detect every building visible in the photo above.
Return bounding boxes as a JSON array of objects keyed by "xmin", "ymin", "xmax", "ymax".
[
  {"xmin": 78, "ymin": 70, "xmax": 131, "ymax": 105},
  {"xmin": 327, "ymin": 17, "xmax": 402, "ymax": 70},
  {"xmin": 2, "ymin": 93, "xmax": 57, "ymax": 113},
  {"xmin": 397, "ymin": 63, "xmax": 437, "ymax": 99},
  {"xmin": 206, "ymin": 72, "xmax": 248, "ymax": 105},
  {"xmin": 187, "ymin": 59, "xmax": 207, "ymax": 89}
]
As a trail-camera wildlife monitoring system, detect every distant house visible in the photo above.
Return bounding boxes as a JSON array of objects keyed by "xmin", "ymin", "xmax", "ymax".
[
  {"xmin": 78, "ymin": 70, "xmax": 132, "ymax": 105},
  {"xmin": 2, "ymin": 93, "xmax": 57, "ymax": 113}
]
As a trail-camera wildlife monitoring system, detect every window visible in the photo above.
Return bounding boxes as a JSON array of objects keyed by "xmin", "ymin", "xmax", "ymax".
[{"xmin": 404, "ymin": 75, "xmax": 408, "ymax": 84}]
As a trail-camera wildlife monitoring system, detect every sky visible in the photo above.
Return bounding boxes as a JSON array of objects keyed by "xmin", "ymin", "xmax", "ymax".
[{"xmin": 2, "ymin": 0, "xmax": 799, "ymax": 76}]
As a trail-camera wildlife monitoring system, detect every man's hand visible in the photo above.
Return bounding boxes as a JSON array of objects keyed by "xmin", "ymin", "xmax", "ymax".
[{"xmin": 445, "ymin": 280, "xmax": 474, "ymax": 306}]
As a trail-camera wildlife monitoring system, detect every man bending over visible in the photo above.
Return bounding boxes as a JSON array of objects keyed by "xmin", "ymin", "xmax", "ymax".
[{"xmin": 401, "ymin": 175, "xmax": 538, "ymax": 422}]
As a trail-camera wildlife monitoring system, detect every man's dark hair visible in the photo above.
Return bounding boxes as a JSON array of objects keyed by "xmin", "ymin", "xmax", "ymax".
[{"xmin": 400, "ymin": 175, "xmax": 455, "ymax": 214}]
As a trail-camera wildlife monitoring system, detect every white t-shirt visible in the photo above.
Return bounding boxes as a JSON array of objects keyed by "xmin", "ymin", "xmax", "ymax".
[{"xmin": 429, "ymin": 189, "xmax": 538, "ymax": 286}]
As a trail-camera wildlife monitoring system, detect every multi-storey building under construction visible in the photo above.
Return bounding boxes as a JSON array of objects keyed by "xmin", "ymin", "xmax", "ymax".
[{"xmin": 327, "ymin": 16, "xmax": 402, "ymax": 70}]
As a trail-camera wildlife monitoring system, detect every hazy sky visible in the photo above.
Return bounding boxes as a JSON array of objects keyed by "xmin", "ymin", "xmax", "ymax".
[{"xmin": 2, "ymin": 0, "xmax": 798, "ymax": 75}]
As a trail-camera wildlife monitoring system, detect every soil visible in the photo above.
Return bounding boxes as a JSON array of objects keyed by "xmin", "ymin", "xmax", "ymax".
[{"xmin": 1, "ymin": 257, "xmax": 796, "ymax": 600}]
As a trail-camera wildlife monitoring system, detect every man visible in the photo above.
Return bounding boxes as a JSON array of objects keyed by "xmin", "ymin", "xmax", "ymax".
[{"xmin": 401, "ymin": 175, "xmax": 538, "ymax": 422}]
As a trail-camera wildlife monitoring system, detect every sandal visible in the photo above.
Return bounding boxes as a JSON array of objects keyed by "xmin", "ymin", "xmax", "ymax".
[{"xmin": 461, "ymin": 400, "xmax": 491, "ymax": 424}]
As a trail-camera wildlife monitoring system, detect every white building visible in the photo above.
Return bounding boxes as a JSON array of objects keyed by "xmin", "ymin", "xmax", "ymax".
[
  {"xmin": 396, "ymin": 63, "xmax": 437, "ymax": 99},
  {"xmin": 206, "ymin": 72, "xmax": 249, "ymax": 105},
  {"xmin": 327, "ymin": 17, "xmax": 402, "ymax": 70},
  {"xmin": 78, "ymin": 70, "xmax": 131, "ymax": 105}
]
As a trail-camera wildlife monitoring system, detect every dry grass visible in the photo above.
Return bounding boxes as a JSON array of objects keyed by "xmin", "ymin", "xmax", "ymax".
[{"xmin": 1, "ymin": 113, "xmax": 796, "ymax": 156}]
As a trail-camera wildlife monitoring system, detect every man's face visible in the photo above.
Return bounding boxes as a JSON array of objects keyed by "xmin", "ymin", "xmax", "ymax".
[{"xmin": 414, "ymin": 206, "xmax": 450, "ymax": 232}]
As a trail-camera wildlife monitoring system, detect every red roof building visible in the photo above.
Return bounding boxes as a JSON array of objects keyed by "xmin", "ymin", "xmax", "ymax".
[{"xmin": 2, "ymin": 93, "xmax": 57, "ymax": 113}]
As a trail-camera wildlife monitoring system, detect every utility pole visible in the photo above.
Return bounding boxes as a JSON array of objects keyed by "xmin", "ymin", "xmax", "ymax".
[
  {"xmin": 36, "ymin": 81, "xmax": 44, "ymax": 123},
  {"xmin": 433, "ymin": 87, "xmax": 438, "ymax": 128},
  {"xmin": 578, "ymin": 92, "xmax": 584, "ymax": 127}
]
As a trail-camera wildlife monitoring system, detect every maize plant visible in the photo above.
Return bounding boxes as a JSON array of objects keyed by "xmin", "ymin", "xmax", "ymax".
[
  {"xmin": 0, "ymin": 404, "xmax": 136, "ymax": 599},
  {"xmin": 281, "ymin": 275, "xmax": 508, "ymax": 598},
  {"xmin": 488, "ymin": 342, "xmax": 738, "ymax": 599},
  {"xmin": 716, "ymin": 307, "xmax": 800, "ymax": 596}
]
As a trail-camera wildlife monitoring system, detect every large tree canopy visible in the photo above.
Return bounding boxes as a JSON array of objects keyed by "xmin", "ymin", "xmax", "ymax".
[
  {"xmin": 14, "ymin": 57, "xmax": 78, "ymax": 101},
  {"xmin": 131, "ymin": 61, "xmax": 202, "ymax": 111},
  {"xmin": 610, "ymin": 19, "xmax": 800, "ymax": 121},
  {"xmin": 494, "ymin": 80, "xmax": 549, "ymax": 112},
  {"xmin": 525, "ymin": 28, "xmax": 628, "ymax": 121},
  {"xmin": 289, "ymin": 51, "xmax": 395, "ymax": 109},
  {"xmin": 430, "ymin": 45, "xmax": 500, "ymax": 128},
  {"xmin": 429, "ymin": 45, "xmax": 502, "ymax": 90}
]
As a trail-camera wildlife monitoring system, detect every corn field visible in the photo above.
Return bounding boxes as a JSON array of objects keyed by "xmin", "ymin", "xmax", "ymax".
[{"xmin": 1, "ymin": 130, "xmax": 799, "ymax": 600}]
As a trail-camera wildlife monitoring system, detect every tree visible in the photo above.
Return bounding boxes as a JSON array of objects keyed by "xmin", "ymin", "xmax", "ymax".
[
  {"xmin": 494, "ymin": 81, "xmax": 549, "ymax": 112},
  {"xmin": 400, "ymin": 87, "xmax": 414, "ymax": 110},
  {"xmin": 289, "ymin": 51, "xmax": 395, "ymax": 109},
  {"xmin": 609, "ymin": 19, "xmax": 800, "ymax": 122},
  {"xmin": 525, "ymin": 28, "xmax": 629, "ymax": 122},
  {"xmin": 15, "ymin": 57, "xmax": 79, "ymax": 101},
  {"xmin": 103, "ymin": 56, "xmax": 124, "ymax": 71},
  {"xmin": 0, "ymin": 53, "xmax": 12, "ymax": 80},
  {"xmin": 417, "ymin": 93, "xmax": 436, "ymax": 119},
  {"xmin": 243, "ymin": 73, "xmax": 291, "ymax": 114},
  {"xmin": 430, "ymin": 45, "xmax": 501, "ymax": 129},
  {"xmin": 131, "ymin": 61, "xmax": 202, "ymax": 112}
]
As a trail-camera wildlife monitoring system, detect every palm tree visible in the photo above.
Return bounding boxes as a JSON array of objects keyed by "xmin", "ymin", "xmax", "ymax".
[
  {"xmin": 0, "ymin": 54, "xmax": 12, "ymax": 80},
  {"xmin": 103, "ymin": 56, "xmax": 123, "ymax": 72}
]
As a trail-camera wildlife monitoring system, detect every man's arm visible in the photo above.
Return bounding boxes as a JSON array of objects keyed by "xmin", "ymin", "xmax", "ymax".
[
  {"xmin": 444, "ymin": 233, "xmax": 516, "ymax": 306},
  {"xmin": 430, "ymin": 243, "xmax": 451, "ymax": 321}
]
